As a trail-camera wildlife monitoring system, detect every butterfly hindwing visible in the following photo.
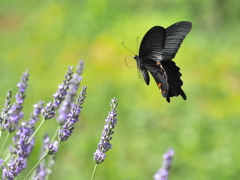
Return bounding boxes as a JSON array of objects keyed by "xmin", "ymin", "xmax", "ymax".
[
  {"xmin": 143, "ymin": 60, "xmax": 169, "ymax": 98},
  {"xmin": 161, "ymin": 60, "xmax": 186, "ymax": 101}
]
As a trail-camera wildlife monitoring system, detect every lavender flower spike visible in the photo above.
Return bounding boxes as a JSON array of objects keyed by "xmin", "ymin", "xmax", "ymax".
[
  {"xmin": 0, "ymin": 90, "xmax": 12, "ymax": 132},
  {"xmin": 93, "ymin": 98, "xmax": 118, "ymax": 164},
  {"xmin": 153, "ymin": 148, "xmax": 175, "ymax": 180},
  {"xmin": 57, "ymin": 61, "xmax": 84, "ymax": 125},
  {"xmin": 58, "ymin": 86, "xmax": 87, "ymax": 142},
  {"xmin": 2, "ymin": 101, "xmax": 44, "ymax": 180},
  {"xmin": 6, "ymin": 70, "xmax": 29, "ymax": 133}
]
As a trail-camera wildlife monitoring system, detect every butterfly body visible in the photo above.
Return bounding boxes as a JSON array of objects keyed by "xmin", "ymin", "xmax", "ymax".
[{"xmin": 134, "ymin": 21, "xmax": 192, "ymax": 102}]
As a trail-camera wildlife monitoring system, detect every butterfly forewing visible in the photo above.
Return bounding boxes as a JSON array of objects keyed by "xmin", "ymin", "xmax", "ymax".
[
  {"xmin": 162, "ymin": 21, "xmax": 192, "ymax": 60},
  {"xmin": 139, "ymin": 26, "xmax": 166, "ymax": 62}
]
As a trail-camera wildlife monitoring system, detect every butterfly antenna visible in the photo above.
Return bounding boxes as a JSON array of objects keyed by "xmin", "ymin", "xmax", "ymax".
[
  {"xmin": 122, "ymin": 42, "xmax": 136, "ymax": 55},
  {"xmin": 124, "ymin": 57, "xmax": 133, "ymax": 69}
]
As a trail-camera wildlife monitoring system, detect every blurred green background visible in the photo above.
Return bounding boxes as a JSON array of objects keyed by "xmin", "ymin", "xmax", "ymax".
[{"xmin": 0, "ymin": 0, "xmax": 240, "ymax": 179}]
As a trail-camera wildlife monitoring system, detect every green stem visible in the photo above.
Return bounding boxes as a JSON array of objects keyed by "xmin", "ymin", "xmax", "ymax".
[
  {"xmin": 0, "ymin": 131, "xmax": 10, "ymax": 157},
  {"xmin": 50, "ymin": 125, "xmax": 60, "ymax": 142},
  {"xmin": 91, "ymin": 164, "xmax": 98, "ymax": 180},
  {"xmin": 27, "ymin": 118, "xmax": 45, "ymax": 144},
  {"xmin": 24, "ymin": 152, "xmax": 48, "ymax": 180}
]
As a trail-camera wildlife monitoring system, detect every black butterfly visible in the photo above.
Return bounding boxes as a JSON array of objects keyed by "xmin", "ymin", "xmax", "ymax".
[{"xmin": 133, "ymin": 21, "xmax": 192, "ymax": 103}]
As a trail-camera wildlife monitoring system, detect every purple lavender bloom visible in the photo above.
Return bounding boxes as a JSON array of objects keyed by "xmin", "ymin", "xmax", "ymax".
[
  {"xmin": 58, "ymin": 86, "xmax": 87, "ymax": 142},
  {"xmin": 6, "ymin": 70, "xmax": 29, "ymax": 133},
  {"xmin": 93, "ymin": 98, "xmax": 118, "ymax": 164},
  {"xmin": 33, "ymin": 162, "xmax": 47, "ymax": 180},
  {"xmin": 0, "ymin": 90, "xmax": 12, "ymax": 131},
  {"xmin": 57, "ymin": 61, "xmax": 84, "ymax": 125},
  {"xmin": 2, "ymin": 156, "xmax": 25, "ymax": 180},
  {"xmin": 3, "ymin": 101, "xmax": 44, "ymax": 180},
  {"xmin": 42, "ymin": 102, "xmax": 56, "ymax": 120},
  {"xmin": 93, "ymin": 149, "xmax": 106, "ymax": 164},
  {"xmin": 10, "ymin": 101, "xmax": 44, "ymax": 159},
  {"xmin": 48, "ymin": 141, "xmax": 59, "ymax": 155},
  {"xmin": 10, "ymin": 121, "xmax": 34, "ymax": 156},
  {"xmin": 153, "ymin": 148, "xmax": 175, "ymax": 180},
  {"xmin": 42, "ymin": 66, "xmax": 73, "ymax": 120},
  {"xmin": 29, "ymin": 101, "xmax": 44, "ymax": 126}
]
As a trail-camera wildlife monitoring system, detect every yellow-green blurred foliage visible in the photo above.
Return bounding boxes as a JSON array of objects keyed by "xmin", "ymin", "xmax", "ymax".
[{"xmin": 0, "ymin": 0, "xmax": 240, "ymax": 179}]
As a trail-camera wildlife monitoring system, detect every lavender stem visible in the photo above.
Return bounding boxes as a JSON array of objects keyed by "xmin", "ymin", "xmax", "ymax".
[
  {"xmin": 50, "ymin": 126, "xmax": 60, "ymax": 142},
  {"xmin": 27, "ymin": 119, "xmax": 44, "ymax": 144},
  {"xmin": 23, "ymin": 152, "xmax": 48, "ymax": 180},
  {"xmin": 90, "ymin": 164, "xmax": 98, "ymax": 180}
]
